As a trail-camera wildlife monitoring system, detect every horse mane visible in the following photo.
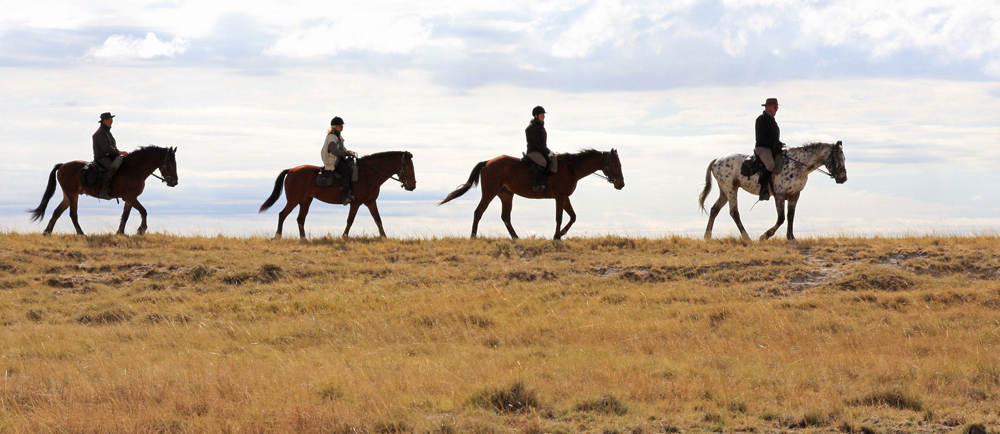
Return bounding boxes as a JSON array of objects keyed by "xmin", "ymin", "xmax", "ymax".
[
  {"xmin": 558, "ymin": 149, "xmax": 604, "ymax": 165},
  {"xmin": 127, "ymin": 145, "xmax": 169, "ymax": 159},
  {"xmin": 358, "ymin": 151, "xmax": 412, "ymax": 162},
  {"xmin": 796, "ymin": 142, "xmax": 835, "ymax": 151}
]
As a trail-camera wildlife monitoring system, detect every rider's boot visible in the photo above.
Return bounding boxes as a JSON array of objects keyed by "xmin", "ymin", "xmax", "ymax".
[
  {"xmin": 758, "ymin": 169, "xmax": 771, "ymax": 201},
  {"xmin": 98, "ymin": 167, "xmax": 117, "ymax": 200},
  {"xmin": 337, "ymin": 178, "xmax": 353, "ymax": 205},
  {"xmin": 531, "ymin": 165, "xmax": 547, "ymax": 192}
]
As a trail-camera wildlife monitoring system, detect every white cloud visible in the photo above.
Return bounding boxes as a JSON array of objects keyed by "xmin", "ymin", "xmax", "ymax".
[
  {"xmin": 91, "ymin": 32, "xmax": 189, "ymax": 60},
  {"xmin": 265, "ymin": 14, "xmax": 434, "ymax": 57},
  {"xmin": 985, "ymin": 60, "xmax": 1000, "ymax": 77}
]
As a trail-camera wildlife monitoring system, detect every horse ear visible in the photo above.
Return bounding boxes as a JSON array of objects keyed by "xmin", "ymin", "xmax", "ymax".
[{"xmin": 835, "ymin": 141, "xmax": 842, "ymax": 147}]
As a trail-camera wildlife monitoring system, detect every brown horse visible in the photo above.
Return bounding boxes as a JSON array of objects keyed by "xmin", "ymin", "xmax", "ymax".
[
  {"xmin": 258, "ymin": 151, "xmax": 416, "ymax": 239},
  {"xmin": 439, "ymin": 149, "xmax": 624, "ymax": 240},
  {"xmin": 27, "ymin": 146, "xmax": 179, "ymax": 235}
]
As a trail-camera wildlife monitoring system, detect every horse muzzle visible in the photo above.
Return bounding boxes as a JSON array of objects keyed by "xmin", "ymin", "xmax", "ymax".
[
  {"xmin": 835, "ymin": 174, "xmax": 847, "ymax": 184},
  {"xmin": 614, "ymin": 180, "xmax": 625, "ymax": 190},
  {"xmin": 405, "ymin": 181, "xmax": 416, "ymax": 191}
]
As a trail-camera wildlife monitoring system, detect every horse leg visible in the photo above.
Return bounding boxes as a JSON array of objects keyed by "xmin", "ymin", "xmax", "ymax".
[
  {"xmin": 471, "ymin": 191, "xmax": 497, "ymax": 239},
  {"xmin": 68, "ymin": 195, "xmax": 84, "ymax": 235},
  {"xmin": 343, "ymin": 203, "xmax": 361, "ymax": 238},
  {"xmin": 117, "ymin": 203, "xmax": 133, "ymax": 235},
  {"xmin": 726, "ymin": 189, "xmax": 750, "ymax": 241},
  {"xmin": 760, "ymin": 198, "xmax": 786, "ymax": 241},
  {"xmin": 274, "ymin": 200, "xmax": 298, "ymax": 239},
  {"xmin": 296, "ymin": 197, "xmax": 313, "ymax": 239},
  {"xmin": 786, "ymin": 192, "xmax": 801, "ymax": 241},
  {"xmin": 704, "ymin": 194, "xmax": 729, "ymax": 240},
  {"xmin": 558, "ymin": 198, "xmax": 577, "ymax": 238},
  {"xmin": 43, "ymin": 198, "xmax": 69, "ymax": 235},
  {"xmin": 498, "ymin": 190, "xmax": 518, "ymax": 239},
  {"xmin": 129, "ymin": 199, "xmax": 148, "ymax": 235},
  {"xmin": 365, "ymin": 201, "xmax": 387, "ymax": 238},
  {"xmin": 553, "ymin": 197, "xmax": 565, "ymax": 240}
]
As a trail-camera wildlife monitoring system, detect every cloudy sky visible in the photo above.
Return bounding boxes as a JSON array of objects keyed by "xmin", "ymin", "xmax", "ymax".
[{"xmin": 1, "ymin": 0, "xmax": 998, "ymax": 238}]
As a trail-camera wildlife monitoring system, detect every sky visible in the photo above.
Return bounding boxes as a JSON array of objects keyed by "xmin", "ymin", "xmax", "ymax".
[{"xmin": 1, "ymin": 0, "xmax": 998, "ymax": 238}]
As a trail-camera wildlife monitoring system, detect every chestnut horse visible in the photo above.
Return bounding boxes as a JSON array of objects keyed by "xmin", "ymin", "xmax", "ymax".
[
  {"xmin": 698, "ymin": 141, "xmax": 847, "ymax": 241},
  {"xmin": 258, "ymin": 151, "xmax": 416, "ymax": 239},
  {"xmin": 27, "ymin": 146, "xmax": 179, "ymax": 235},
  {"xmin": 439, "ymin": 149, "xmax": 624, "ymax": 240}
]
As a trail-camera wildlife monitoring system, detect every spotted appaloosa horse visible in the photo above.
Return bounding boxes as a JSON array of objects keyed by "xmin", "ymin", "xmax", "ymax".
[{"xmin": 698, "ymin": 141, "xmax": 848, "ymax": 241}]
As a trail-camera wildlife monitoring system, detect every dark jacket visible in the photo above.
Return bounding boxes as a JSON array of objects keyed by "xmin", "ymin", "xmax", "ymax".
[
  {"xmin": 92, "ymin": 124, "xmax": 119, "ymax": 161},
  {"xmin": 755, "ymin": 111, "xmax": 783, "ymax": 151},
  {"xmin": 525, "ymin": 119, "xmax": 549, "ymax": 155}
]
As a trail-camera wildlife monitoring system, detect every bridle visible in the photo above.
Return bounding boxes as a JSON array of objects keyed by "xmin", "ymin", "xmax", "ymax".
[
  {"xmin": 590, "ymin": 152, "xmax": 621, "ymax": 184},
  {"xmin": 150, "ymin": 150, "xmax": 177, "ymax": 184},
  {"xmin": 360, "ymin": 153, "xmax": 414, "ymax": 189}
]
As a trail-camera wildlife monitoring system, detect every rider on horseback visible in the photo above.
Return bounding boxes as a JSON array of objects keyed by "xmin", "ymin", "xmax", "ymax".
[
  {"xmin": 755, "ymin": 98, "xmax": 784, "ymax": 201},
  {"xmin": 525, "ymin": 106, "xmax": 553, "ymax": 191},
  {"xmin": 93, "ymin": 112, "xmax": 127, "ymax": 200},
  {"xmin": 321, "ymin": 116, "xmax": 356, "ymax": 204}
]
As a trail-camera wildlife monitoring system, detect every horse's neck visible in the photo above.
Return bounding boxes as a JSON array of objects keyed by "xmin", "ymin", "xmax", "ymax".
[
  {"xmin": 569, "ymin": 153, "xmax": 606, "ymax": 180},
  {"xmin": 361, "ymin": 155, "xmax": 398, "ymax": 184},
  {"xmin": 125, "ymin": 152, "xmax": 163, "ymax": 176},
  {"xmin": 788, "ymin": 146, "xmax": 829, "ymax": 173}
]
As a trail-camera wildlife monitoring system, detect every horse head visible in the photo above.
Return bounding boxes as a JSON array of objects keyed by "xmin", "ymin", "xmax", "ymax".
[
  {"xmin": 604, "ymin": 148, "xmax": 625, "ymax": 190},
  {"xmin": 826, "ymin": 141, "xmax": 847, "ymax": 184},
  {"xmin": 160, "ymin": 146, "xmax": 179, "ymax": 187},
  {"xmin": 401, "ymin": 152, "xmax": 416, "ymax": 191}
]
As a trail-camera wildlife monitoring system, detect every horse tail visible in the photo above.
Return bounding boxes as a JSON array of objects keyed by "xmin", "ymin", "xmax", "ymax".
[
  {"xmin": 258, "ymin": 169, "xmax": 290, "ymax": 213},
  {"xmin": 698, "ymin": 159, "xmax": 717, "ymax": 213},
  {"xmin": 438, "ymin": 161, "xmax": 487, "ymax": 205},
  {"xmin": 27, "ymin": 164, "xmax": 63, "ymax": 222}
]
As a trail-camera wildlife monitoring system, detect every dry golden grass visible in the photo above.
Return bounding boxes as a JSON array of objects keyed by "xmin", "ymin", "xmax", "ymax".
[{"xmin": 0, "ymin": 233, "xmax": 999, "ymax": 433}]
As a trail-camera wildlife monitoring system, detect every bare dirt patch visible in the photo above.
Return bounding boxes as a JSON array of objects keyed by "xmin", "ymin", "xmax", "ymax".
[{"xmin": 786, "ymin": 256, "xmax": 845, "ymax": 291}]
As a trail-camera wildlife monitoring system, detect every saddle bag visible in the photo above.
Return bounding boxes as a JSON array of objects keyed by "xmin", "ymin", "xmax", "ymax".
[
  {"xmin": 741, "ymin": 155, "xmax": 762, "ymax": 177},
  {"xmin": 316, "ymin": 169, "xmax": 336, "ymax": 187},
  {"xmin": 80, "ymin": 162, "xmax": 106, "ymax": 187}
]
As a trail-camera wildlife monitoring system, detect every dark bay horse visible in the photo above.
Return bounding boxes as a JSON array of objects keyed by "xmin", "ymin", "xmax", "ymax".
[
  {"xmin": 28, "ymin": 146, "xmax": 179, "ymax": 235},
  {"xmin": 258, "ymin": 151, "xmax": 416, "ymax": 239},
  {"xmin": 439, "ymin": 149, "xmax": 624, "ymax": 240},
  {"xmin": 699, "ymin": 141, "xmax": 847, "ymax": 241}
]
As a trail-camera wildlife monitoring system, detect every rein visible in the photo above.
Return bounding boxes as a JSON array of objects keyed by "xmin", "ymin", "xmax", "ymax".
[
  {"xmin": 783, "ymin": 151, "xmax": 835, "ymax": 179},
  {"xmin": 359, "ymin": 154, "xmax": 412, "ymax": 188}
]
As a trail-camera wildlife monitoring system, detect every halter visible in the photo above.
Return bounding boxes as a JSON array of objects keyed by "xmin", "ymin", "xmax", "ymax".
[
  {"xmin": 360, "ymin": 153, "xmax": 413, "ymax": 189},
  {"xmin": 589, "ymin": 152, "xmax": 621, "ymax": 184}
]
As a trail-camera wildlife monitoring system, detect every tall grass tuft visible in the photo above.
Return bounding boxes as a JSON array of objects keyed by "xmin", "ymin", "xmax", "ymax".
[{"xmin": 467, "ymin": 381, "xmax": 539, "ymax": 414}]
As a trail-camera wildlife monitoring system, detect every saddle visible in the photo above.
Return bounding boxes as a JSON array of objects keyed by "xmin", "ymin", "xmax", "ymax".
[
  {"xmin": 740, "ymin": 152, "xmax": 784, "ymax": 177},
  {"xmin": 316, "ymin": 157, "xmax": 359, "ymax": 187},
  {"xmin": 520, "ymin": 153, "xmax": 558, "ymax": 174},
  {"xmin": 80, "ymin": 162, "xmax": 107, "ymax": 187}
]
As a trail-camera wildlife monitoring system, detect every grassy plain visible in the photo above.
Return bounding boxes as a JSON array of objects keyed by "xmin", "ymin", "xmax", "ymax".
[{"xmin": 0, "ymin": 233, "xmax": 998, "ymax": 433}]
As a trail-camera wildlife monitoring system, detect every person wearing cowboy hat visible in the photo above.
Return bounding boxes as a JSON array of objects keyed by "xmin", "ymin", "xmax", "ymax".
[
  {"xmin": 754, "ymin": 98, "xmax": 784, "ymax": 201},
  {"xmin": 93, "ymin": 112, "xmax": 128, "ymax": 200},
  {"xmin": 525, "ymin": 105, "xmax": 554, "ymax": 191},
  {"xmin": 321, "ymin": 116, "xmax": 356, "ymax": 204}
]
